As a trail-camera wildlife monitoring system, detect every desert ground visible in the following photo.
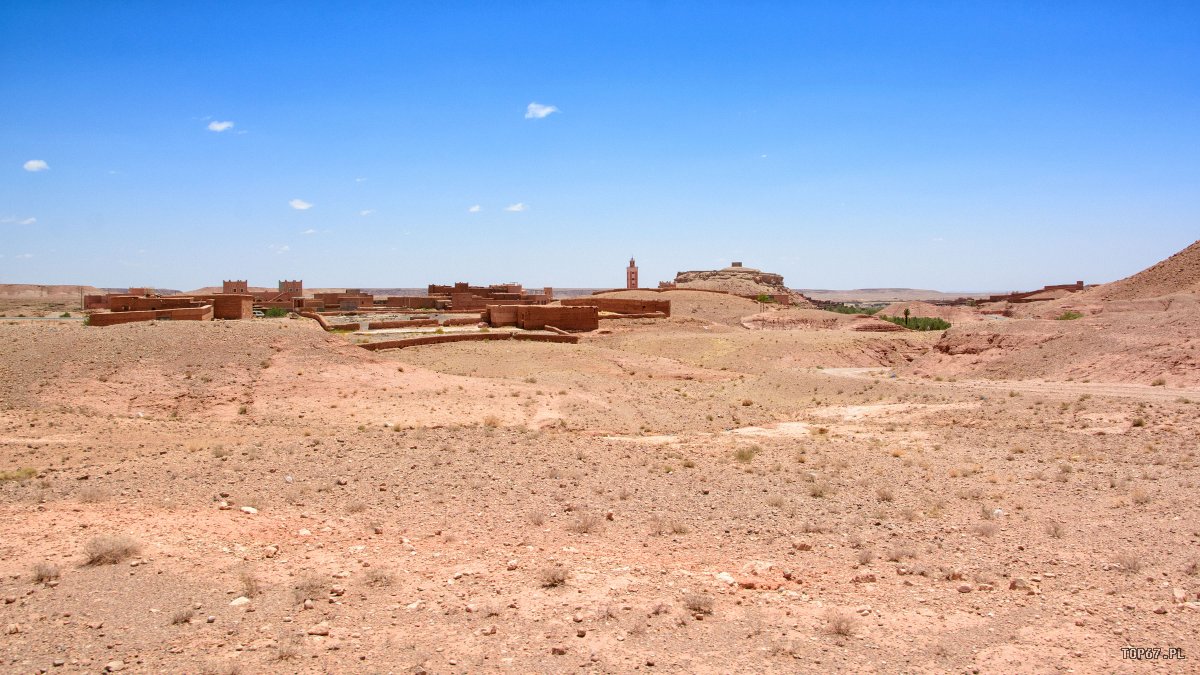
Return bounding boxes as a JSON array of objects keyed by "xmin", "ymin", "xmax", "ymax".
[{"xmin": 3, "ymin": 245, "xmax": 1200, "ymax": 673}]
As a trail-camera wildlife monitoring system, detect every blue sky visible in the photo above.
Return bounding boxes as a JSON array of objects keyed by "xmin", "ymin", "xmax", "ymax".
[{"xmin": 2, "ymin": 1, "xmax": 1197, "ymax": 291}]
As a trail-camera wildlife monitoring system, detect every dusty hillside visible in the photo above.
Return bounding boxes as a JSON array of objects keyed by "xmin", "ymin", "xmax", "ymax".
[
  {"xmin": 0, "ymin": 284, "xmax": 102, "ymax": 299},
  {"xmin": 1076, "ymin": 239, "xmax": 1200, "ymax": 301},
  {"xmin": 2, "ymin": 290, "xmax": 1198, "ymax": 674}
]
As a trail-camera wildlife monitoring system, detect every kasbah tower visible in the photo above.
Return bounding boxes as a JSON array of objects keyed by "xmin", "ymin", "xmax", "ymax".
[{"xmin": 626, "ymin": 258, "xmax": 639, "ymax": 289}]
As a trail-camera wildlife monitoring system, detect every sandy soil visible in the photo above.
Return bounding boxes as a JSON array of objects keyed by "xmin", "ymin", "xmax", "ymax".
[{"xmin": 3, "ymin": 245, "xmax": 1200, "ymax": 673}]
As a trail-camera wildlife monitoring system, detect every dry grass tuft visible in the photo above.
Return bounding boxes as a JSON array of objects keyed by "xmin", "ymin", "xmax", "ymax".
[
  {"xmin": 683, "ymin": 593, "xmax": 714, "ymax": 615},
  {"xmin": 824, "ymin": 608, "xmax": 858, "ymax": 636},
  {"xmin": 365, "ymin": 567, "xmax": 394, "ymax": 587},
  {"xmin": 32, "ymin": 562, "xmax": 60, "ymax": 583},
  {"xmin": 171, "ymin": 609, "xmax": 194, "ymax": 625},
  {"xmin": 540, "ymin": 566, "xmax": 568, "ymax": 588},
  {"xmin": 83, "ymin": 535, "xmax": 139, "ymax": 566},
  {"xmin": 567, "ymin": 513, "xmax": 602, "ymax": 534}
]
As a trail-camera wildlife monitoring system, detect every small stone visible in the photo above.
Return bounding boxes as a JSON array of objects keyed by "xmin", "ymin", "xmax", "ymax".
[
  {"xmin": 481, "ymin": 625, "xmax": 496, "ymax": 636},
  {"xmin": 240, "ymin": 506, "xmax": 258, "ymax": 515},
  {"xmin": 957, "ymin": 584, "xmax": 972, "ymax": 593},
  {"xmin": 716, "ymin": 572, "xmax": 737, "ymax": 585},
  {"xmin": 206, "ymin": 616, "xmax": 216, "ymax": 623},
  {"xmin": 373, "ymin": 526, "xmax": 383, "ymax": 535},
  {"xmin": 3, "ymin": 623, "xmax": 19, "ymax": 635},
  {"xmin": 550, "ymin": 646, "xmax": 567, "ymax": 656},
  {"xmin": 333, "ymin": 570, "xmax": 350, "ymax": 579},
  {"xmin": 52, "ymin": 659, "xmax": 65, "ymax": 667},
  {"xmin": 506, "ymin": 560, "xmax": 518, "ymax": 571},
  {"xmin": 265, "ymin": 546, "xmax": 278, "ymax": 558},
  {"xmin": 1173, "ymin": 588, "xmax": 1188, "ymax": 604},
  {"xmin": 1009, "ymin": 578, "xmax": 1029, "ymax": 591},
  {"xmin": 307, "ymin": 621, "xmax": 331, "ymax": 636},
  {"xmin": 336, "ymin": 478, "xmax": 348, "ymax": 486},
  {"xmin": 576, "ymin": 629, "xmax": 586, "ymax": 637},
  {"xmin": 330, "ymin": 585, "xmax": 345, "ymax": 597},
  {"xmin": 303, "ymin": 599, "xmax": 314, "ymax": 610},
  {"xmin": 298, "ymin": 529, "xmax": 312, "ymax": 536},
  {"xmin": 605, "ymin": 511, "xmax": 614, "ymax": 521},
  {"xmin": 104, "ymin": 661, "xmax": 124, "ymax": 672},
  {"xmin": 230, "ymin": 596, "xmax": 251, "ymax": 607},
  {"xmin": 1153, "ymin": 606, "xmax": 1168, "ymax": 615},
  {"xmin": 572, "ymin": 613, "xmax": 584, "ymax": 623}
]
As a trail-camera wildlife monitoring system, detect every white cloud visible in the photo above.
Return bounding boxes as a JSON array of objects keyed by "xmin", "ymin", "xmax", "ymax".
[
  {"xmin": 207, "ymin": 120, "xmax": 235, "ymax": 132},
  {"xmin": 525, "ymin": 102, "xmax": 559, "ymax": 119},
  {"xmin": 359, "ymin": 209, "xmax": 375, "ymax": 216},
  {"xmin": 16, "ymin": 253, "xmax": 34, "ymax": 259},
  {"xmin": 289, "ymin": 199, "xmax": 313, "ymax": 210},
  {"xmin": 23, "ymin": 160, "xmax": 49, "ymax": 172},
  {"xmin": 0, "ymin": 216, "xmax": 36, "ymax": 225},
  {"xmin": 268, "ymin": 244, "xmax": 290, "ymax": 254},
  {"xmin": 19, "ymin": 217, "xmax": 36, "ymax": 225},
  {"xmin": 355, "ymin": 177, "xmax": 367, "ymax": 183},
  {"xmin": 468, "ymin": 204, "xmax": 481, "ymax": 213},
  {"xmin": 302, "ymin": 228, "xmax": 317, "ymax": 235},
  {"xmin": 504, "ymin": 202, "xmax": 528, "ymax": 212}
]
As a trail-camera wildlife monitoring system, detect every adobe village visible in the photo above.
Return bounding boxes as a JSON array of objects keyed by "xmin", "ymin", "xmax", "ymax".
[{"xmin": 1, "ymin": 243, "xmax": 1199, "ymax": 673}]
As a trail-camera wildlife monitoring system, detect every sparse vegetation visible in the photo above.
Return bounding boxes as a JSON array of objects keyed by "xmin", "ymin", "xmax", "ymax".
[
  {"xmin": 824, "ymin": 608, "xmax": 858, "ymax": 636},
  {"xmin": 83, "ymin": 535, "xmax": 140, "ymax": 566},
  {"xmin": 539, "ymin": 566, "xmax": 568, "ymax": 588},
  {"xmin": 683, "ymin": 593, "xmax": 714, "ymax": 615},
  {"xmin": 1055, "ymin": 311, "xmax": 1084, "ymax": 320},
  {"xmin": 0, "ymin": 467, "xmax": 37, "ymax": 482},
  {"xmin": 879, "ymin": 315, "xmax": 951, "ymax": 331},
  {"xmin": 32, "ymin": 562, "xmax": 60, "ymax": 583}
]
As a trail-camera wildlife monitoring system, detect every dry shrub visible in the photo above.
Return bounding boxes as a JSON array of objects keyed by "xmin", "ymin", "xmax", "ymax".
[
  {"xmin": 808, "ymin": 482, "xmax": 831, "ymax": 498},
  {"xmin": 875, "ymin": 487, "xmax": 894, "ymax": 502},
  {"xmin": 857, "ymin": 549, "xmax": 875, "ymax": 566},
  {"xmin": 292, "ymin": 575, "xmax": 326, "ymax": 604},
  {"xmin": 650, "ymin": 515, "xmax": 689, "ymax": 535},
  {"xmin": 734, "ymin": 446, "xmax": 758, "ymax": 463},
  {"xmin": 1131, "ymin": 488, "xmax": 1151, "ymax": 505},
  {"xmin": 1045, "ymin": 522, "xmax": 1065, "ymax": 539},
  {"xmin": 77, "ymin": 486, "xmax": 109, "ymax": 503},
  {"xmin": 365, "ymin": 567, "xmax": 393, "ymax": 587},
  {"xmin": 568, "ymin": 513, "xmax": 602, "ymax": 534},
  {"xmin": 345, "ymin": 500, "xmax": 367, "ymax": 514},
  {"xmin": 540, "ymin": 566, "xmax": 568, "ymax": 588},
  {"xmin": 528, "ymin": 511, "xmax": 546, "ymax": 526},
  {"xmin": 171, "ymin": 608, "xmax": 194, "ymax": 625},
  {"xmin": 32, "ymin": 562, "xmax": 60, "ymax": 583},
  {"xmin": 973, "ymin": 523, "xmax": 998, "ymax": 537},
  {"xmin": 239, "ymin": 569, "xmax": 261, "ymax": 598},
  {"xmin": 683, "ymin": 593, "xmax": 713, "ymax": 615},
  {"xmin": 824, "ymin": 608, "xmax": 858, "ymax": 636},
  {"xmin": 83, "ymin": 535, "xmax": 139, "ymax": 566},
  {"xmin": 1115, "ymin": 553, "xmax": 1142, "ymax": 574}
]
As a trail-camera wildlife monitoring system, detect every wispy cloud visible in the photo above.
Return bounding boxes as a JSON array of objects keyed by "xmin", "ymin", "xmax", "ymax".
[
  {"xmin": 468, "ymin": 205, "xmax": 481, "ymax": 213},
  {"xmin": 23, "ymin": 160, "xmax": 49, "ymax": 172},
  {"xmin": 19, "ymin": 217, "xmax": 36, "ymax": 225},
  {"xmin": 359, "ymin": 209, "xmax": 375, "ymax": 216},
  {"xmin": 268, "ymin": 244, "xmax": 290, "ymax": 254},
  {"xmin": 504, "ymin": 202, "xmax": 528, "ymax": 212},
  {"xmin": 0, "ymin": 216, "xmax": 36, "ymax": 225},
  {"xmin": 524, "ymin": 102, "xmax": 559, "ymax": 119},
  {"xmin": 16, "ymin": 253, "xmax": 34, "ymax": 259},
  {"xmin": 289, "ymin": 199, "xmax": 313, "ymax": 210},
  {"xmin": 354, "ymin": 177, "xmax": 367, "ymax": 183},
  {"xmin": 302, "ymin": 228, "xmax": 317, "ymax": 235},
  {"xmin": 207, "ymin": 120, "xmax": 235, "ymax": 132}
]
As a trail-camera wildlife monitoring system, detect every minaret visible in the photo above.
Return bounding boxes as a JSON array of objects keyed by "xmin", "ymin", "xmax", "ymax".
[{"xmin": 626, "ymin": 258, "xmax": 639, "ymax": 289}]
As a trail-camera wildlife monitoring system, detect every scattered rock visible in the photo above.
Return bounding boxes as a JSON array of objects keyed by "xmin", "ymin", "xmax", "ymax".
[
  {"xmin": 957, "ymin": 584, "xmax": 973, "ymax": 593},
  {"xmin": 104, "ymin": 661, "xmax": 124, "ymax": 672},
  {"xmin": 307, "ymin": 621, "xmax": 331, "ymax": 636},
  {"xmin": 230, "ymin": 596, "xmax": 251, "ymax": 607},
  {"xmin": 240, "ymin": 506, "xmax": 258, "ymax": 515},
  {"xmin": 550, "ymin": 646, "xmax": 567, "ymax": 656}
]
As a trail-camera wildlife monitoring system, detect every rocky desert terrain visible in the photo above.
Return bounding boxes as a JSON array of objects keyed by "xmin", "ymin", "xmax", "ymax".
[{"xmin": 3, "ymin": 244, "xmax": 1200, "ymax": 673}]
